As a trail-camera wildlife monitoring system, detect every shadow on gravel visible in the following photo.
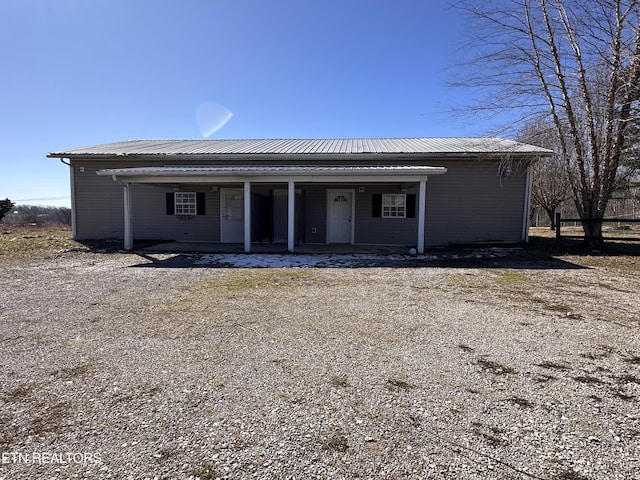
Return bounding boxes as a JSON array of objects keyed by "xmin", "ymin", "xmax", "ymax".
[
  {"xmin": 80, "ymin": 235, "xmax": 637, "ymax": 269},
  {"xmin": 529, "ymin": 235, "xmax": 640, "ymax": 257},
  {"xmin": 128, "ymin": 250, "xmax": 587, "ymax": 270}
]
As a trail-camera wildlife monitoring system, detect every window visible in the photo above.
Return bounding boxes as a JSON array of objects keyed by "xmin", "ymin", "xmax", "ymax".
[
  {"xmin": 382, "ymin": 194, "xmax": 406, "ymax": 218},
  {"xmin": 372, "ymin": 194, "xmax": 416, "ymax": 218},
  {"xmin": 174, "ymin": 192, "xmax": 197, "ymax": 215},
  {"xmin": 166, "ymin": 192, "xmax": 206, "ymax": 216}
]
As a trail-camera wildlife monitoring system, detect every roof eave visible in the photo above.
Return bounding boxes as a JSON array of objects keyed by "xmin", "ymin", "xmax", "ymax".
[{"xmin": 96, "ymin": 165, "xmax": 448, "ymax": 184}]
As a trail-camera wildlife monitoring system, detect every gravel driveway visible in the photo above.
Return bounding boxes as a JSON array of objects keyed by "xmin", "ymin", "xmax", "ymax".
[{"xmin": 1, "ymin": 250, "xmax": 639, "ymax": 479}]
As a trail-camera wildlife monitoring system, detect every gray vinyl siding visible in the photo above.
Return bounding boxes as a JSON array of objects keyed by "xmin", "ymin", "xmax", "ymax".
[
  {"xmin": 424, "ymin": 160, "xmax": 526, "ymax": 246},
  {"xmin": 131, "ymin": 185, "xmax": 219, "ymax": 242},
  {"xmin": 298, "ymin": 184, "xmax": 418, "ymax": 246},
  {"xmin": 72, "ymin": 159, "xmax": 224, "ymax": 242},
  {"xmin": 70, "ymin": 156, "xmax": 530, "ymax": 247},
  {"xmin": 302, "ymin": 185, "xmax": 328, "ymax": 244},
  {"xmin": 72, "ymin": 163, "xmax": 124, "ymax": 240},
  {"xmin": 355, "ymin": 185, "xmax": 418, "ymax": 245}
]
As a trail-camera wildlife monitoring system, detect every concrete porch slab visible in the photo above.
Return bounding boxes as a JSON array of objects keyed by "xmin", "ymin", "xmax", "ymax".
[{"xmin": 142, "ymin": 242, "xmax": 413, "ymax": 255}]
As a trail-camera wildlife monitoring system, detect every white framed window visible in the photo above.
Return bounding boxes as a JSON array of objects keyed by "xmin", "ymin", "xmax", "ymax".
[
  {"xmin": 382, "ymin": 194, "xmax": 406, "ymax": 218},
  {"xmin": 175, "ymin": 192, "xmax": 197, "ymax": 215}
]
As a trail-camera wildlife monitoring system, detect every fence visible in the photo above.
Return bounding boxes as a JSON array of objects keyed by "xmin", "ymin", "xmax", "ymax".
[{"xmin": 554, "ymin": 212, "xmax": 640, "ymax": 241}]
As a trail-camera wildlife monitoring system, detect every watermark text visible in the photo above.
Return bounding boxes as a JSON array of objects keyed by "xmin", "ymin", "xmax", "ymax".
[{"xmin": 1, "ymin": 451, "xmax": 101, "ymax": 465}]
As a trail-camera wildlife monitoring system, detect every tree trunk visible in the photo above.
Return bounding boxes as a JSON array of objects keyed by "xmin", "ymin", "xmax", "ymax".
[
  {"xmin": 582, "ymin": 218, "xmax": 604, "ymax": 247},
  {"xmin": 545, "ymin": 207, "xmax": 556, "ymax": 229},
  {"xmin": 579, "ymin": 190, "xmax": 607, "ymax": 247}
]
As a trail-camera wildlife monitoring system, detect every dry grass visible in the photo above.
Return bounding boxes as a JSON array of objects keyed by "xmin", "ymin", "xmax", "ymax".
[
  {"xmin": 505, "ymin": 396, "xmax": 533, "ymax": 408},
  {"xmin": 386, "ymin": 378, "xmax": 415, "ymax": 390},
  {"xmin": 530, "ymin": 225, "xmax": 640, "ymax": 239},
  {"xmin": 497, "ymin": 271, "xmax": 529, "ymax": 284},
  {"xmin": 329, "ymin": 375, "xmax": 350, "ymax": 388},
  {"xmin": 528, "ymin": 227, "xmax": 640, "ymax": 275},
  {"xmin": 475, "ymin": 358, "xmax": 517, "ymax": 375},
  {"xmin": 188, "ymin": 464, "xmax": 220, "ymax": 480},
  {"xmin": 537, "ymin": 361, "xmax": 572, "ymax": 371},
  {"xmin": 0, "ymin": 225, "xmax": 78, "ymax": 263},
  {"xmin": 189, "ymin": 269, "xmax": 313, "ymax": 295},
  {"xmin": 323, "ymin": 429, "xmax": 350, "ymax": 453},
  {"xmin": 3, "ymin": 383, "xmax": 37, "ymax": 402}
]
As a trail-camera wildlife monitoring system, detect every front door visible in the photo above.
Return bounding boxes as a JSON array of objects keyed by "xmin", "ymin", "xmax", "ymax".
[
  {"xmin": 220, "ymin": 188, "xmax": 244, "ymax": 242},
  {"xmin": 327, "ymin": 190, "xmax": 354, "ymax": 243}
]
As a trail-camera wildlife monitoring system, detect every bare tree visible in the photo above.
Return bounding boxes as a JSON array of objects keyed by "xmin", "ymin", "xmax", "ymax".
[
  {"xmin": 517, "ymin": 118, "xmax": 572, "ymax": 228},
  {"xmin": 454, "ymin": 0, "xmax": 640, "ymax": 245}
]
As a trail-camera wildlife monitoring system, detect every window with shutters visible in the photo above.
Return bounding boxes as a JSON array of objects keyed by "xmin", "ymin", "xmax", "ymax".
[
  {"xmin": 175, "ymin": 192, "xmax": 197, "ymax": 215},
  {"xmin": 381, "ymin": 194, "xmax": 406, "ymax": 218}
]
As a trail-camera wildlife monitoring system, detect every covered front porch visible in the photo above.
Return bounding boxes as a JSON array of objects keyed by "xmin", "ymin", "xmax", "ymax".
[{"xmin": 97, "ymin": 165, "xmax": 447, "ymax": 254}]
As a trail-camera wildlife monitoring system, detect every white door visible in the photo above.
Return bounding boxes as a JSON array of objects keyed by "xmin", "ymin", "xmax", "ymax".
[
  {"xmin": 327, "ymin": 190, "xmax": 354, "ymax": 243},
  {"xmin": 220, "ymin": 188, "xmax": 244, "ymax": 242}
]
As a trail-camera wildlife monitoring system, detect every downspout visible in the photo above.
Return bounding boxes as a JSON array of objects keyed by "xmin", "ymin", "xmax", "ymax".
[
  {"xmin": 522, "ymin": 163, "xmax": 533, "ymax": 242},
  {"xmin": 59, "ymin": 158, "xmax": 77, "ymax": 238}
]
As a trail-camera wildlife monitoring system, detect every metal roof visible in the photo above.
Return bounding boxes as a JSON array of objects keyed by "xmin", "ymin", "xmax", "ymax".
[{"xmin": 48, "ymin": 137, "xmax": 551, "ymax": 158}]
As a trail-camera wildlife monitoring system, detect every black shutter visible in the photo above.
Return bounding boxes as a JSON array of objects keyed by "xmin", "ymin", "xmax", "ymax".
[
  {"xmin": 166, "ymin": 192, "xmax": 175, "ymax": 215},
  {"xmin": 196, "ymin": 192, "xmax": 206, "ymax": 215},
  {"xmin": 372, "ymin": 194, "xmax": 382, "ymax": 217},
  {"xmin": 406, "ymin": 194, "xmax": 416, "ymax": 218}
]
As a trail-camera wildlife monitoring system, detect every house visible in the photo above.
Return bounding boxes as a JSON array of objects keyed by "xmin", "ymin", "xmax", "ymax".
[{"xmin": 47, "ymin": 137, "xmax": 550, "ymax": 253}]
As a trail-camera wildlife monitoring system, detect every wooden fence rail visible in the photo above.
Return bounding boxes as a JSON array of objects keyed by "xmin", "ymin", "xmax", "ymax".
[{"xmin": 554, "ymin": 213, "xmax": 640, "ymax": 241}]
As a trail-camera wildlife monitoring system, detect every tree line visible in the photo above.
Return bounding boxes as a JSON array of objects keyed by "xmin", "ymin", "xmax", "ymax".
[{"xmin": 0, "ymin": 199, "xmax": 71, "ymax": 227}]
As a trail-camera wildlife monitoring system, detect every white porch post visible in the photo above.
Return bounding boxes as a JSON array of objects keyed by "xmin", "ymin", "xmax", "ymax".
[
  {"xmin": 522, "ymin": 164, "xmax": 532, "ymax": 242},
  {"xmin": 244, "ymin": 181, "xmax": 251, "ymax": 252},
  {"xmin": 417, "ymin": 179, "xmax": 426, "ymax": 254},
  {"xmin": 123, "ymin": 182, "xmax": 133, "ymax": 251},
  {"xmin": 287, "ymin": 181, "xmax": 295, "ymax": 252}
]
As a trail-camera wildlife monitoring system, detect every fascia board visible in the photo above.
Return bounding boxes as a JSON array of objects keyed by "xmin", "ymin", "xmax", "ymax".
[{"xmin": 103, "ymin": 173, "xmax": 443, "ymax": 184}]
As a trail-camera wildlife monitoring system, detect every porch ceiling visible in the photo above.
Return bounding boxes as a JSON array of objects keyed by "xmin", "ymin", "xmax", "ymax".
[{"xmin": 96, "ymin": 165, "xmax": 447, "ymax": 183}]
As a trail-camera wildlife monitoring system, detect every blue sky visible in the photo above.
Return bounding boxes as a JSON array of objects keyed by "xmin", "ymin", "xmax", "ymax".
[{"xmin": 0, "ymin": 0, "xmax": 493, "ymax": 208}]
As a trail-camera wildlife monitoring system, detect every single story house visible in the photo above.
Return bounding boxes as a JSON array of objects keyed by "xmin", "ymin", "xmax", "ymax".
[{"xmin": 47, "ymin": 137, "xmax": 550, "ymax": 253}]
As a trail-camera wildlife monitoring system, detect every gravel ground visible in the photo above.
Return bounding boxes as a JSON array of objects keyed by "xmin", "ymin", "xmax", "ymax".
[{"xmin": 0, "ymin": 249, "xmax": 639, "ymax": 479}]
